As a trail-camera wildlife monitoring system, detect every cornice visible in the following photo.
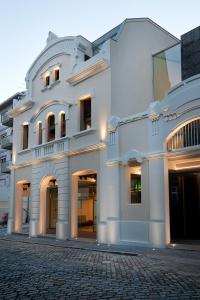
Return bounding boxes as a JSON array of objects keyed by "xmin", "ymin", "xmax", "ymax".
[
  {"xmin": 67, "ymin": 59, "xmax": 109, "ymax": 86},
  {"xmin": 12, "ymin": 142, "xmax": 106, "ymax": 169},
  {"xmin": 8, "ymin": 100, "xmax": 34, "ymax": 117}
]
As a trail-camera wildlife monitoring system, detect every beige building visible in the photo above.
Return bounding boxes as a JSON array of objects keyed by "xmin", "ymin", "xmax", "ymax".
[{"xmin": 7, "ymin": 18, "xmax": 200, "ymax": 247}]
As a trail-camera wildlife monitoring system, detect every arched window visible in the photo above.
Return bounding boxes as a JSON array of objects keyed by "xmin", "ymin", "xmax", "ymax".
[
  {"xmin": 167, "ymin": 118, "xmax": 200, "ymax": 151},
  {"xmin": 47, "ymin": 114, "xmax": 55, "ymax": 142},
  {"xmin": 60, "ymin": 113, "xmax": 66, "ymax": 137},
  {"xmin": 38, "ymin": 122, "xmax": 42, "ymax": 145}
]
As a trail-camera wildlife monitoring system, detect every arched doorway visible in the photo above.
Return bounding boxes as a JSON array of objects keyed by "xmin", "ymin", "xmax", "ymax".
[
  {"xmin": 15, "ymin": 180, "xmax": 31, "ymax": 234},
  {"xmin": 167, "ymin": 118, "xmax": 200, "ymax": 242},
  {"xmin": 40, "ymin": 176, "xmax": 58, "ymax": 236},
  {"xmin": 71, "ymin": 170, "xmax": 97, "ymax": 239}
]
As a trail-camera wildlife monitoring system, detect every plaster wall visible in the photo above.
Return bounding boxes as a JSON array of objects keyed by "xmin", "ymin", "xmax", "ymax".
[{"xmin": 110, "ymin": 20, "xmax": 178, "ymax": 118}]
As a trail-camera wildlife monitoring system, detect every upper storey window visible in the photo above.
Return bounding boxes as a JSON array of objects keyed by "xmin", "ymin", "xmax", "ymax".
[
  {"xmin": 80, "ymin": 98, "xmax": 91, "ymax": 131},
  {"xmin": 22, "ymin": 124, "xmax": 29, "ymax": 150},
  {"xmin": 60, "ymin": 113, "xmax": 66, "ymax": 137},
  {"xmin": 45, "ymin": 75, "xmax": 50, "ymax": 87},
  {"xmin": 153, "ymin": 43, "xmax": 181, "ymax": 101},
  {"xmin": 47, "ymin": 114, "xmax": 55, "ymax": 142},
  {"xmin": 38, "ymin": 122, "xmax": 42, "ymax": 145},
  {"xmin": 54, "ymin": 69, "xmax": 59, "ymax": 81}
]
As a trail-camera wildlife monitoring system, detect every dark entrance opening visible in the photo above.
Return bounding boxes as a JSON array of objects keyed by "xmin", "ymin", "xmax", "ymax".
[
  {"xmin": 169, "ymin": 170, "xmax": 200, "ymax": 242},
  {"xmin": 77, "ymin": 174, "xmax": 97, "ymax": 239},
  {"xmin": 46, "ymin": 180, "xmax": 58, "ymax": 235}
]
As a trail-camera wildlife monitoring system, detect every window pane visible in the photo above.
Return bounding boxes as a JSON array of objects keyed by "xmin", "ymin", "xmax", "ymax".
[
  {"xmin": 48, "ymin": 115, "xmax": 55, "ymax": 142},
  {"xmin": 45, "ymin": 76, "xmax": 50, "ymax": 86},
  {"xmin": 80, "ymin": 98, "xmax": 91, "ymax": 131},
  {"xmin": 130, "ymin": 174, "xmax": 141, "ymax": 204},
  {"xmin": 55, "ymin": 69, "xmax": 59, "ymax": 81},
  {"xmin": 60, "ymin": 113, "xmax": 66, "ymax": 137},
  {"xmin": 153, "ymin": 44, "xmax": 181, "ymax": 101},
  {"xmin": 23, "ymin": 125, "xmax": 29, "ymax": 150},
  {"xmin": 38, "ymin": 123, "xmax": 42, "ymax": 145}
]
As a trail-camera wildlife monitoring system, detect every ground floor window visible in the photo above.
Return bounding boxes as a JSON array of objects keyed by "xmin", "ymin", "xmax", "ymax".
[{"xmin": 130, "ymin": 174, "xmax": 141, "ymax": 204}]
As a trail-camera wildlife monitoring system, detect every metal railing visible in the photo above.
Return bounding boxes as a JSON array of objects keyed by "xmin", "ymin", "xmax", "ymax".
[
  {"xmin": 0, "ymin": 161, "xmax": 11, "ymax": 173},
  {"xmin": 167, "ymin": 119, "xmax": 200, "ymax": 151},
  {"xmin": 1, "ymin": 113, "xmax": 12, "ymax": 124},
  {"xmin": 1, "ymin": 134, "xmax": 12, "ymax": 148}
]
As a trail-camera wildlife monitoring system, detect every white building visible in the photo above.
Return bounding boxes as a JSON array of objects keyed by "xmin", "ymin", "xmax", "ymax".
[{"xmin": 7, "ymin": 18, "xmax": 200, "ymax": 247}]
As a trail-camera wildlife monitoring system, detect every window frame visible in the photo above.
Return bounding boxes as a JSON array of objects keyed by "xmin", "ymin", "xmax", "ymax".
[
  {"xmin": 22, "ymin": 124, "xmax": 29, "ymax": 150},
  {"xmin": 60, "ymin": 113, "xmax": 66, "ymax": 138},
  {"xmin": 130, "ymin": 173, "xmax": 142, "ymax": 204},
  {"xmin": 80, "ymin": 97, "xmax": 92, "ymax": 131},
  {"xmin": 47, "ymin": 114, "xmax": 55, "ymax": 142}
]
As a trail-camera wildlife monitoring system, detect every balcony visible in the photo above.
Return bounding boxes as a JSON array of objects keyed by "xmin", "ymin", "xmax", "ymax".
[
  {"xmin": 1, "ymin": 135, "xmax": 12, "ymax": 150},
  {"xmin": 32, "ymin": 137, "xmax": 69, "ymax": 160},
  {"xmin": 1, "ymin": 161, "xmax": 11, "ymax": 173},
  {"xmin": 1, "ymin": 113, "xmax": 13, "ymax": 127}
]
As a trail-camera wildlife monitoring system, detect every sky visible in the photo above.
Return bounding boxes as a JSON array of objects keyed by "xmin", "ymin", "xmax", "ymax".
[{"xmin": 0, "ymin": 0, "xmax": 200, "ymax": 101}]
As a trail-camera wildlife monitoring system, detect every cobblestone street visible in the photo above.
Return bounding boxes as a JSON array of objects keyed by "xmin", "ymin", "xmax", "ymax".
[{"xmin": 0, "ymin": 235, "xmax": 200, "ymax": 299}]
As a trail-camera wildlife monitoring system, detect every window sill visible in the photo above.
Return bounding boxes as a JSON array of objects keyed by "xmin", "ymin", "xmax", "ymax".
[
  {"xmin": 18, "ymin": 149, "xmax": 31, "ymax": 155},
  {"xmin": 41, "ymin": 80, "xmax": 60, "ymax": 92},
  {"xmin": 73, "ymin": 128, "xmax": 96, "ymax": 138}
]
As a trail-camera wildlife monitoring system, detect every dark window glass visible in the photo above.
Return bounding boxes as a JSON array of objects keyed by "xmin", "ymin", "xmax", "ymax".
[
  {"xmin": 38, "ymin": 122, "xmax": 42, "ymax": 145},
  {"xmin": 80, "ymin": 98, "xmax": 91, "ymax": 131},
  {"xmin": 130, "ymin": 174, "xmax": 141, "ymax": 204},
  {"xmin": 84, "ymin": 54, "xmax": 91, "ymax": 61},
  {"xmin": 55, "ymin": 69, "xmax": 59, "ymax": 81},
  {"xmin": 22, "ymin": 124, "xmax": 29, "ymax": 150},
  {"xmin": 60, "ymin": 113, "xmax": 66, "ymax": 137},
  {"xmin": 45, "ymin": 75, "xmax": 50, "ymax": 86},
  {"xmin": 47, "ymin": 115, "xmax": 55, "ymax": 142}
]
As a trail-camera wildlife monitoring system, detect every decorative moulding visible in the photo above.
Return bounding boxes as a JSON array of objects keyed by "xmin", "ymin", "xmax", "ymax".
[
  {"xmin": 121, "ymin": 149, "xmax": 145, "ymax": 165},
  {"xmin": 67, "ymin": 59, "xmax": 109, "ymax": 86},
  {"xmin": 8, "ymin": 100, "xmax": 34, "ymax": 117},
  {"xmin": 108, "ymin": 116, "xmax": 121, "ymax": 132},
  {"xmin": 72, "ymin": 128, "xmax": 96, "ymax": 138},
  {"xmin": 30, "ymin": 100, "xmax": 72, "ymax": 123},
  {"xmin": 41, "ymin": 80, "xmax": 61, "ymax": 92}
]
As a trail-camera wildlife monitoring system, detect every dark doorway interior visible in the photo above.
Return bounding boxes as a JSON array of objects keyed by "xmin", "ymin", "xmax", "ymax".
[
  {"xmin": 46, "ymin": 186, "xmax": 58, "ymax": 234},
  {"xmin": 169, "ymin": 170, "xmax": 200, "ymax": 242},
  {"xmin": 78, "ymin": 174, "xmax": 97, "ymax": 239}
]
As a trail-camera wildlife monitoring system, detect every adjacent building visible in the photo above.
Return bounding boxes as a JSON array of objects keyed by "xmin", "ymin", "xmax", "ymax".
[
  {"xmin": 0, "ymin": 93, "xmax": 24, "ymax": 221},
  {"xmin": 6, "ymin": 18, "xmax": 200, "ymax": 247}
]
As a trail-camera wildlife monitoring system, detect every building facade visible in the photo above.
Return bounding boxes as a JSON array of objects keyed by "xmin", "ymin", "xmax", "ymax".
[
  {"xmin": 0, "ymin": 93, "xmax": 24, "ymax": 222},
  {"xmin": 7, "ymin": 18, "xmax": 200, "ymax": 247}
]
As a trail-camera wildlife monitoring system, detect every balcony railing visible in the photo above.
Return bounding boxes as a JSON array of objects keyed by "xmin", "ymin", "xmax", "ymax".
[
  {"xmin": 1, "ymin": 161, "xmax": 11, "ymax": 173},
  {"xmin": 1, "ymin": 113, "xmax": 13, "ymax": 127},
  {"xmin": 1, "ymin": 135, "xmax": 12, "ymax": 150},
  {"xmin": 32, "ymin": 137, "xmax": 69, "ymax": 160},
  {"xmin": 167, "ymin": 119, "xmax": 200, "ymax": 151}
]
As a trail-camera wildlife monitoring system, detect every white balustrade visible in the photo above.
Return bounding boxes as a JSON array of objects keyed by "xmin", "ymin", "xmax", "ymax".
[{"xmin": 32, "ymin": 137, "xmax": 69, "ymax": 160}]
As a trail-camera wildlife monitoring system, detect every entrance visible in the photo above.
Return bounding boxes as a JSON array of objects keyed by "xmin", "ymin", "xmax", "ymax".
[
  {"xmin": 46, "ymin": 180, "xmax": 58, "ymax": 234},
  {"xmin": 169, "ymin": 170, "xmax": 200, "ymax": 241},
  {"xmin": 77, "ymin": 174, "xmax": 97, "ymax": 239}
]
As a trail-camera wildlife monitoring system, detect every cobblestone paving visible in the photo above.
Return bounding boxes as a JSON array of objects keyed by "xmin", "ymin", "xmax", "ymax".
[{"xmin": 0, "ymin": 238, "xmax": 200, "ymax": 299}]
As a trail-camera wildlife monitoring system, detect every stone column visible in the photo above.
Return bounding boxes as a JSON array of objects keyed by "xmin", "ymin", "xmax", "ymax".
[
  {"xmin": 29, "ymin": 167, "xmax": 40, "ymax": 237},
  {"xmin": 7, "ymin": 169, "xmax": 15, "ymax": 234},
  {"xmin": 56, "ymin": 158, "xmax": 69, "ymax": 240},
  {"xmin": 105, "ymin": 160, "xmax": 120, "ymax": 244},
  {"xmin": 148, "ymin": 155, "xmax": 169, "ymax": 248}
]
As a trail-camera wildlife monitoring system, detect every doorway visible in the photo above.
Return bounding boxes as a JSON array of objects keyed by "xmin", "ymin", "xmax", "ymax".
[
  {"xmin": 169, "ymin": 170, "xmax": 200, "ymax": 242},
  {"xmin": 77, "ymin": 174, "xmax": 97, "ymax": 239},
  {"xmin": 46, "ymin": 180, "xmax": 58, "ymax": 234}
]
